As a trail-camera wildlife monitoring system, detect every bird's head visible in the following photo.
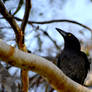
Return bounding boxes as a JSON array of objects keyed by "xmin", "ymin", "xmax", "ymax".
[{"xmin": 56, "ymin": 28, "xmax": 81, "ymax": 51}]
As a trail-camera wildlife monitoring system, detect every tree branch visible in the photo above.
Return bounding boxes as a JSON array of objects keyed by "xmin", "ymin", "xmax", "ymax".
[
  {"xmin": 20, "ymin": 0, "xmax": 31, "ymax": 91},
  {"xmin": 0, "ymin": 1, "xmax": 29, "ymax": 92},
  {"xmin": 15, "ymin": 17, "xmax": 92, "ymax": 32},
  {"xmin": 21, "ymin": 0, "xmax": 31, "ymax": 33},
  {"xmin": 32, "ymin": 25, "xmax": 60, "ymax": 50},
  {"xmin": 0, "ymin": 39, "xmax": 91, "ymax": 92},
  {"xmin": 0, "ymin": 0, "xmax": 23, "ymax": 48},
  {"xmin": 0, "ymin": 1, "xmax": 18, "ymax": 33}
]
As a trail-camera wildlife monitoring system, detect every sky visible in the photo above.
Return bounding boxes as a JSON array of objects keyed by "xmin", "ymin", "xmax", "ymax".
[{"xmin": 64, "ymin": 0, "xmax": 92, "ymax": 24}]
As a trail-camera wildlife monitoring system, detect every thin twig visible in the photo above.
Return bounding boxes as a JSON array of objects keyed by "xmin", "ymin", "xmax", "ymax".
[
  {"xmin": 0, "ymin": 26, "xmax": 11, "ymax": 29},
  {"xmin": 15, "ymin": 17, "xmax": 92, "ymax": 32},
  {"xmin": 33, "ymin": 25, "xmax": 60, "ymax": 50},
  {"xmin": 29, "ymin": 20, "xmax": 92, "ymax": 32}
]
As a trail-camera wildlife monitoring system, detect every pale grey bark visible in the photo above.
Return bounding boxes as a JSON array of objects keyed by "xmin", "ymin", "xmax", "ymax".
[{"xmin": 0, "ymin": 39, "xmax": 91, "ymax": 92}]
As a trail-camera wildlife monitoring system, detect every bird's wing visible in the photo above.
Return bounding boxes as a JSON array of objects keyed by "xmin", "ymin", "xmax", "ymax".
[{"xmin": 80, "ymin": 51, "xmax": 90, "ymax": 71}]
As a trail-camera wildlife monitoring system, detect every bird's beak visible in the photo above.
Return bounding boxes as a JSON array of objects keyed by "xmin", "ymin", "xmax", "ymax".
[{"xmin": 56, "ymin": 28, "xmax": 66, "ymax": 37}]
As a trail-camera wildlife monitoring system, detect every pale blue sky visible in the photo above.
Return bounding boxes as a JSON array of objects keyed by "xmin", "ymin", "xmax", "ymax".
[{"xmin": 64, "ymin": 0, "xmax": 92, "ymax": 24}]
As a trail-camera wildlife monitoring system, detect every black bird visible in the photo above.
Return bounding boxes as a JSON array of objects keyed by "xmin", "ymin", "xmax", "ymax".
[{"xmin": 56, "ymin": 28, "xmax": 90, "ymax": 85}]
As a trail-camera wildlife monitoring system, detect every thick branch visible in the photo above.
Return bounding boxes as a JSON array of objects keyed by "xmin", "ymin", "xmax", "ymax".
[{"xmin": 0, "ymin": 39, "xmax": 91, "ymax": 92}]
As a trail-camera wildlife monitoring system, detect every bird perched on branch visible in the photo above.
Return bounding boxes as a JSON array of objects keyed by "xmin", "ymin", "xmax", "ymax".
[{"xmin": 56, "ymin": 28, "xmax": 90, "ymax": 85}]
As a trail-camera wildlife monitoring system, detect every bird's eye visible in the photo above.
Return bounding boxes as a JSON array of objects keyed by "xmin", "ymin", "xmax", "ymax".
[{"xmin": 68, "ymin": 34, "xmax": 72, "ymax": 37}]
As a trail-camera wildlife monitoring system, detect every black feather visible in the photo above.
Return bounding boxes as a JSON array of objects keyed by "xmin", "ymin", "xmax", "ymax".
[{"xmin": 56, "ymin": 28, "xmax": 90, "ymax": 85}]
